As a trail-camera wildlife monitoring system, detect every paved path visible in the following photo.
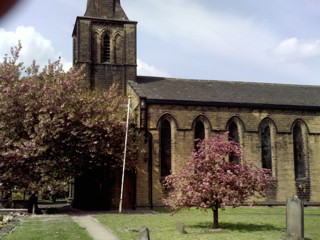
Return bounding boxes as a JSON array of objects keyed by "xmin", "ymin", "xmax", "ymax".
[{"xmin": 72, "ymin": 215, "xmax": 120, "ymax": 240}]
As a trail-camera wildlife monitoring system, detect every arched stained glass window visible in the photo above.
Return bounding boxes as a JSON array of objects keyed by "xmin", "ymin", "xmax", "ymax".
[
  {"xmin": 160, "ymin": 120, "xmax": 171, "ymax": 178},
  {"xmin": 228, "ymin": 122, "xmax": 240, "ymax": 163},
  {"xmin": 293, "ymin": 125, "xmax": 306, "ymax": 179},
  {"xmin": 260, "ymin": 122, "xmax": 272, "ymax": 170},
  {"xmin": 194, "ymin": 121, "xmax": 205, "ymax": 151}
]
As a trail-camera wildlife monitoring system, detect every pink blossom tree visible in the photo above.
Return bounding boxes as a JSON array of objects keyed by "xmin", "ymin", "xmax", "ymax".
[
  {"xmin": 0, "ymin": 44, "xmax": 139, "ymax": 197},
  {"xmin": 163, "ymin": 133, "xmax": 277, "ymax": 228}
]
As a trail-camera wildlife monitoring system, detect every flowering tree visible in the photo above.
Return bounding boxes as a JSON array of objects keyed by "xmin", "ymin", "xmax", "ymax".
[
  {"xmin": 163, "ymin": 133, "xmax": 277, "ymax": 228},
  {"xmin": 0, "ymin": 44, "xmax": 139, "ymax": 196}
]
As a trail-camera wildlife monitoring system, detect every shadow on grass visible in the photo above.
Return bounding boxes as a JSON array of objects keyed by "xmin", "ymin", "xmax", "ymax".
[
  {"xmin": 153, "ymin": 207, "xmax": 171, "ymax": 213},
  {"xmin": 189, "ymin": 221, "xmax": 285, "ymax": 232}
]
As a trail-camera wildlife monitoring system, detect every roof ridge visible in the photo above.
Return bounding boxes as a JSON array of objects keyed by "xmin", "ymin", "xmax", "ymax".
[{"xmin": 136, "ymin": 75, "xmax": 320, "ymax": 88}]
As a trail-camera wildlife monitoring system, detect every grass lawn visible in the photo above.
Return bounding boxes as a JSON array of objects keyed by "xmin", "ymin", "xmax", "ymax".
[
  {"xmin": 96, "ymin": 207, "xmax": 320, "ymax": 240},
  {"xmin": 2, "ymin": 215, "xmax": 92, "ymax": 240}
]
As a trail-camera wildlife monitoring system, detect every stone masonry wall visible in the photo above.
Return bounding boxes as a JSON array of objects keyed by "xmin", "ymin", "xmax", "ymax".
[
  {"xmin": 73, "ymin": 17, "xmax": 136, "ymax": 92},
  {"xmin": 134, "ymin": 102, "xmax": 320, "ymax": 206}
]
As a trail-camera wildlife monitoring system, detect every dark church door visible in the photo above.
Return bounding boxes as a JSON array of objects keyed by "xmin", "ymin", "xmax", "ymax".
[{"xmin": 73, "ymin": 168, "xmax": 136, "ymax": 210}]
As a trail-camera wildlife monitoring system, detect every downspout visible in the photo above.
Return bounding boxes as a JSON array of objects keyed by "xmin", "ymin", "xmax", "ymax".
[
  {"xmin": 123, "ymin": 28, "xmax": 127, "ymax": 95},
  {"xmin": 89, "ymin": 19, "xmax": 94, "ymax": 90},
  {"xmin": 147, "ymin": 129, "xmax": 153, "ymax": 209},
  {"xmin": 141, "ymin": 98, "xmax": 153, "ymax": 209}
]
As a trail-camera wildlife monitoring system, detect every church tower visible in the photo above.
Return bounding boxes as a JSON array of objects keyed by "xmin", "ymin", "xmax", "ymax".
[{"xmin": 72, "ymin": 0, "xmax": 137, "ymax": 93}]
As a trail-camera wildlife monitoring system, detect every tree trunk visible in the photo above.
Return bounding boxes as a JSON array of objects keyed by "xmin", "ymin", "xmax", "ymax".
[{"xmin": 212, "ymin": 201, "xmax": 219, "ymax": 228}]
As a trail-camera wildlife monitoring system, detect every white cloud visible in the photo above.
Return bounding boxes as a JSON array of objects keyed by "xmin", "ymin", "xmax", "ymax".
[
  {"xmin": 272, "ymin": 38, "xmax": 320, "ymax": 62},
  {"xmin": 0, "ymin": 26, "xmax": 165, "ymax": 76},
  {"xmin": 126, "ymin": 0, "xmax": 320, "ymax": 84},
  {"xmin": 0, "ymin": 26, "xmax": 72, "ymax": 71},
  {"xmin": 2, "ymin": 1, "xmax": 319, "ymax": 85},
  {"xmin": 130, "ymin": 0, "xmax": 277, "ymax": 60},
  {"xmin": 137, "ymin": 59, "xmax": 171, "ymax": 77}
]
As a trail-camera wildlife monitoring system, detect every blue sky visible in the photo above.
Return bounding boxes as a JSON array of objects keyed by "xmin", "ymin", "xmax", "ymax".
[{"xmin": 1, "ymin": 0, "xmax": 320, "ymax": 85}]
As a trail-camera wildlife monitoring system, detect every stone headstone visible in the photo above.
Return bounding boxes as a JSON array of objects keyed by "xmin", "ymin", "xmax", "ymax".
[
  {"xmin": 176, "ymin": 221, "xmax": 187, "ymax": 234},
  {"xmin": 286, "ymin": 195, "xmax": 304, "ymax": 240},
  {"xmin": 139, "ymin": 227, "xmax": 150, "ymax": 240}
]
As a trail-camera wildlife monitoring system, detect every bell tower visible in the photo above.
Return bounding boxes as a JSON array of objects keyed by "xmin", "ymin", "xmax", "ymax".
[{"xmin": 72, "ymin": 0, "xmax": 137, "ymax": 93}]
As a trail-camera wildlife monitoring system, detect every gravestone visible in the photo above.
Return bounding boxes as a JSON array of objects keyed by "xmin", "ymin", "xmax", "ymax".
[
  {"xmin": 176, "ymin": 221, "xmax": 187, "ymax": 234},
  {"xmin": 139, "ymin": 227, "xmax": 150, "ymax": 240},
  {"xmin": 286, "ymin": 195, "xmax": 304, "ymax": 240}
]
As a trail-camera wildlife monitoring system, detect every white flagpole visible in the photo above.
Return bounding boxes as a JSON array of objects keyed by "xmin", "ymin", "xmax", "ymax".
[{"xmin": 119, "ymin": 96, "xmax": 131, "ymax": 213}]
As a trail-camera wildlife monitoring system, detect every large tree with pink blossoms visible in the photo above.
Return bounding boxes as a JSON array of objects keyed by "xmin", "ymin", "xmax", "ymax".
[
  {"xmin": 163, "ymin": 133, "xmax": 277, "ymax": 228},
  {"xmin": 0, "ymin": 44, "xmax": 139, "ymax": 197}
]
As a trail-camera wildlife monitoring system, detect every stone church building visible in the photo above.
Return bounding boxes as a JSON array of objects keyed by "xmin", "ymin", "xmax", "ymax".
[{"xmin": 70, "ymin": 0, "xmax": 320, "ymax": 209}]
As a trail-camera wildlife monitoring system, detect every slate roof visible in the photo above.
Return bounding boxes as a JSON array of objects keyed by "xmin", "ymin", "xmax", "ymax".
[{"xmin": 128, "ymin": 76, "xmax": 320, "ymax": 110}]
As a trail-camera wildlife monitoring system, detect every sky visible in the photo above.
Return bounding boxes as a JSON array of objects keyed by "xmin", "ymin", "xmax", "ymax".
[{"xmin": 1, "ymin": 0, "xmax": 320, "ymax": 85}]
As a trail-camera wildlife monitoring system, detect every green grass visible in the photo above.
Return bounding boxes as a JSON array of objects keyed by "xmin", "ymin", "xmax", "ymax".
[
  {"xmin": 2, "ymin": 207, "xmax": 320, "ymax": 239},
  {"xmin": 2, "ymin": 215, "xmax": 92, "ymax": 240},
  {"xmin": 96, "ymin": 207, "xmax": 320, "ymax": 240}
]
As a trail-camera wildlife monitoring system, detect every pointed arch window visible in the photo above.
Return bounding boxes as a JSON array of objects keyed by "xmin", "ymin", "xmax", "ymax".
[
  {"xmin": 102, "ymin": 34, "xmax": 111, "ymax": 63},
  {"xmin": 115, "ymin": 35, "xmax": 124, "ymax": 64},
  {"xmin": 160, "ymin": 120, "xmax": 171, "ymax": 178},
  {"xmin": 194, "ymin": 121, "xmax": 205, "ymax": 151},
  {"xmin": 228, "ymin": 122, "xmax": 240, "ymax": 163},
  {"xmin": 260, "ymin": 122, "xmax": 272, "ymax": 170},
  {"xmin": 293, "ymin": 125, "xmax": 306, "ymax": 179}
]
